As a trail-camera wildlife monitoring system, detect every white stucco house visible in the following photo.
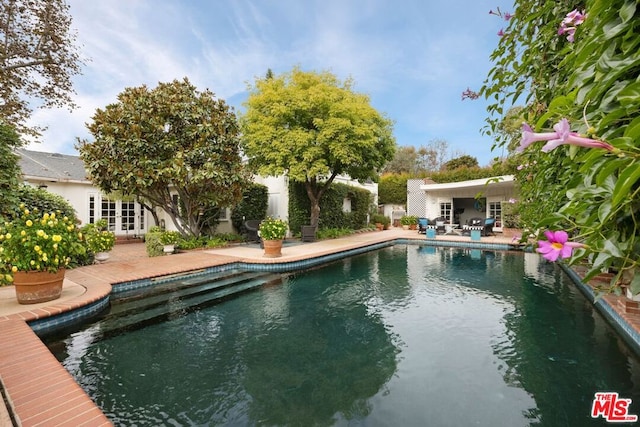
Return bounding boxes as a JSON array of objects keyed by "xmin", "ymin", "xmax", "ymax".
[
  {"xmin": 407, "ymin": 175, "xmax": 517, "ymax": 232},
  {"xmin": 16, "ymin": 149, "xmax": 378, "ymax": 236}
]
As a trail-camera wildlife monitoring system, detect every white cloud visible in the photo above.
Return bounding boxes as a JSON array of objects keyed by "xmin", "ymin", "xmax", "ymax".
[{"xmin": 22, "ymin": 0, "xmax": 514, "ymax": 165}]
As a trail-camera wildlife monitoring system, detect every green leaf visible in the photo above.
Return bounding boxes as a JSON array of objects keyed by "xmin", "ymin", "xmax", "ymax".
[
  {"xmin": 611, "ymin": 163, "xmax": 640, "ymax": 209},
  {"xmin": 620, "ymin": 1, "xmax": 637, "ymax": 23},
  {"xmin": 631, "ymin": 272, "xmax": 640, "ymax": 296},
  {"xmin": 603, "ymin": 238, "xmax": 624, "ymax": 258},
  {"xmin": 597, "ymin": 201, "xmax": 612, "ymax": 223}
]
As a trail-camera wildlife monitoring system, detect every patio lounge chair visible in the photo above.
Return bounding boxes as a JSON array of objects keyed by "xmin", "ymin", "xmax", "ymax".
[
  {"xmin": 483, "ymin": 217, "xmax": 496, "ymax": 236},
  {"xmin": 417, "ymin": 218, "xmax": 429, "ymax": 234},
  {"xmin": 244, "ymin": 220, "xmax": 261, "ymax": 243},
  {"xmin": 433, "ymin": 216, "xmax": 446, "ymax": 235}
]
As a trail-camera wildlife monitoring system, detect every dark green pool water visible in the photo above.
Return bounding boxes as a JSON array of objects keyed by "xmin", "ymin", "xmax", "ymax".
[{"xmin": 47, "ymin": 245, "xmax": 640, "ymax": 426}]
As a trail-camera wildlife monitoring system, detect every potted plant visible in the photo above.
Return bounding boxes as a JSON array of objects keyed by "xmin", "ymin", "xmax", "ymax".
[
  {"xmin": 401, "ymin": 215, "xmax": 418, "ymax": 230},
  {"xmin": 159, "ymin": 230, "xmax": 181, "ymax": 254},
  {"xmin": 83, "ymin": 219, "xmax": 116, "ymax": 262},
  {"xmin": 0, "ymin": 206, "xmax": 85, "ymax": 304},
  {"xmin": 259, "ymin": 217, "xmax": 288, "ymax": 257},
  {"xmin": 371, "ymin": 214, "xmax": 390, "ymax": 231}
]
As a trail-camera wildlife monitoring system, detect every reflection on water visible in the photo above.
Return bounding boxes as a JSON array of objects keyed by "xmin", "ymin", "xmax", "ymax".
[{"xmin": 47, "ymin": 246, "xmax": 640, "ymax": 426}]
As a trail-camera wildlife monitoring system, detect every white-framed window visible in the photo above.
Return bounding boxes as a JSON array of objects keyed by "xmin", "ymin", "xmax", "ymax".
[
  {"xmin": 439, "ymin": 201, "xmax": 452, "ymax": 222},
  {"xmin": 101, "ymin": 198, "xmax": 117, "ymax": 231},
  {"xmin": 218, "ymin": 208, "xmax": 230, "ymax": 221},
  {"xmin": 121, "ymin": 201, "xmax": 136, "ymax": 232},
  {"xmin": 88, "ymin": 194, "xmax": 97, "ymax": 224},
  {"xmin": 488, "ymin": 201, "xmax": 502, "ymax": 227}
]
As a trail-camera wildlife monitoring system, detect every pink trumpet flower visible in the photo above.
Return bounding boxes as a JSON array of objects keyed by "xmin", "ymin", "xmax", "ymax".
[
  {"xmin": 518, "ymin": 119, "xmax": 614, "ymax": 153},
  {"xmin": 537, "ymin": 230, "xmax": 585, "ymax": 262}
]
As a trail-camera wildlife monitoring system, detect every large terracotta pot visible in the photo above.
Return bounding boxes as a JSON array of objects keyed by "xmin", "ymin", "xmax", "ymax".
[
  {"xmin": 263, "ymin": 239, "xmax": 283, "ymax": 258},
  {"xmin": 13, "ymin": 269, "xmax": 66, "ymax": 304}
]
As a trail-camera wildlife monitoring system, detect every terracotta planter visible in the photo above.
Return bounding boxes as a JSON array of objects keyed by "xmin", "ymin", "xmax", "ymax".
[
  {"xmin": 263, "ymin": 239, "xmax": 283, "ymax": 258},
  {"xmin": 13, "ymin": 269, "xmax": 65, "ymax": 304}
]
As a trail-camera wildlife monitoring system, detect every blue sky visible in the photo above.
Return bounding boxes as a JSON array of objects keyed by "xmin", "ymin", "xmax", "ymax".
[{"xmin": 25, "ymin": 0, "xmax": 514, "ymax": 166}]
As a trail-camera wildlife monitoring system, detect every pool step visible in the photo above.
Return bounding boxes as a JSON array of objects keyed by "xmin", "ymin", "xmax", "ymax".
[{"xmin": 98, "ymin": 270, "xmax": 282, "ymax": 334}]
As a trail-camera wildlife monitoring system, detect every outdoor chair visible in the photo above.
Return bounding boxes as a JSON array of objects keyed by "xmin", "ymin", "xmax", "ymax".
[
  {"xmin": 483, "ymin": 217, "xmax": 496, "ymax": 236},
  {"xmin": 417, "ymin": 218, "xmax": 429, "ymax": 234},
  {"xmin": 244, "ymin": 220, "xmax": 261, "ymax": 243},
  {"xmin": 301, "ymin": 225, "xmax": 317, "ymax": 242},
  {"xmin": 433, "ymin": 216, "xmax": 446, "ymax": 235}
]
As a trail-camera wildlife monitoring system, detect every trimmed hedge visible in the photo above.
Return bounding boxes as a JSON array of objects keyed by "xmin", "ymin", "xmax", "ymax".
[
  {"xmin": 288, "ymin": 182, "xmax": 372, "ymax": 233},
  {"xmin": 231, "ymin": 183, "xmax": 268, "ymax": 233}
]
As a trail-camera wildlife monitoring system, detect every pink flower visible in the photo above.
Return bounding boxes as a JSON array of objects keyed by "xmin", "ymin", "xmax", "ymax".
[
  {"xmin": 504, "ymin": 12, "xmax": 513, "ymax": 21},
  {"xmin": 497, "ymin": 29, "xmax": 505, "ymax": 37},
  {"xmin": 558, "ymin": 9, "xmax": 586, "ymax": 42},
  {"xmin": 537, "ymin": 230, "xmax": 585, "ymax": 262},
  {"xmin": 518, "ymin": 119, "xmax": 614, "ymax": 153}
]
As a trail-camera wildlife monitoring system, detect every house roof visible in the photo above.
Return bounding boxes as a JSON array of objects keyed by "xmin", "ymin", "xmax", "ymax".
[
  {"xmin": 419, "ymin": 175, "xmax": 515, "ymax": 192},
  {"xmin": 16, "ymin": 149, "xmax": 91, "ymax": 184}
]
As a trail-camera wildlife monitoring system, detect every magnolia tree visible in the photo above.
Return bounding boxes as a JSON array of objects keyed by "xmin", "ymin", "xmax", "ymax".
[
  {"xmin": 0, "ymin": 0, "xmax": 83, "ymax": 137},
  {"xmin": 480, "ymin": 1, "xmax": 639, "ymax": 295},
  {"xmin": 240, "ymin": 68, "xmax": 395, "ymax": 228},
  {"xmin": 78, "ymin": 79, "xmax": 247, "ymax": 237}
]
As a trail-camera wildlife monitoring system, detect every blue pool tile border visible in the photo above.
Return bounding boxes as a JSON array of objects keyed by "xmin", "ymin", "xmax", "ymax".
[
  {"xmin": 28, "ymin": 296, "xmax": 110, "ymax": 337},
  {"xmin": 560, "ymin": 263, "xmax": 640, "ymax": 356}
]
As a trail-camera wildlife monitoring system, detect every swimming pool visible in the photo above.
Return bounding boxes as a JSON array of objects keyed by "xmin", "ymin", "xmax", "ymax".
[{"xmin": 46, "ymin": 245, "xmax": 640, "ymax": 426}]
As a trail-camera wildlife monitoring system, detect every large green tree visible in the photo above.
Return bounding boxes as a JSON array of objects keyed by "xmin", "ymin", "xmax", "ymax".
[
  {"xmin": 0, "ymin": 0, "xmax": 82, "ymax": 137},
  {"xmin": 77, "ymin": 78, "xmax": 247, "ymax": 237},
  {"xmin": 240, "ymin": 68, "xmax": 395, "ymax": 227},
  {"xmin": 0, "ymin": 122, "xmax": 22, "ymax": 216}
]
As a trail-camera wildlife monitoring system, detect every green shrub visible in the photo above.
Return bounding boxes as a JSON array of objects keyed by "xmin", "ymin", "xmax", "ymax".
[
  {"xmin": 371, "ymin": 214, "xmax": 390, "ymax": 226},
  {"xmin": 145, "ymin": 231, "xmax": 164, "ymax": 257},
  {"xmin": 288, "ymin": 181, "xmax": 372, "ymax": 233},
  {"xmin": 317, "ymin": 227, "xmax": 353, "ymax": 239}
]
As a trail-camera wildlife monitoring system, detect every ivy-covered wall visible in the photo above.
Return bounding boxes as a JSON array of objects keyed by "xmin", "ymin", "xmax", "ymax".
[
  {"xmin": 230, "ymin": 183, "xmax": 269, "ymax": 233},
  {"xmin": 288, "ymin": 182, "xmax": 372, "ymax": 233}
]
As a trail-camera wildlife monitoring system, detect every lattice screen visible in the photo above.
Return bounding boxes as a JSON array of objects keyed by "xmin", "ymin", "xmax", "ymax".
[{"xmin": 407, "ymin": 179, "xmax": 427, "ymax": 217}]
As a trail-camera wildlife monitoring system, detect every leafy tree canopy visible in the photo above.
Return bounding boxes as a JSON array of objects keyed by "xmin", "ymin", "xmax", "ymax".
[
  {"xmin": 240, "ymin": 67, "xmax": 395, "ymax": 227},
  {"xmin": 0, "ymin": 0, "xmax": 83, "ymax": 137},
  {"xmin": 443, "ymin": 155, "xmax": 479, "ymax": 171},
  {"xmin": 0, "ymin": 122, "xmax": 22, "ymax": 216},
  {"xmin": 77, "ymin": 78, "xmax": 247, "ymax": 237}
]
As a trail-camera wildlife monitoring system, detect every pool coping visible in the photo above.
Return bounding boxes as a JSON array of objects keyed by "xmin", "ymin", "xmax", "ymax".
[{"xmin": 1, "ymin": 229, "xmax": 639, "ymax": 425}]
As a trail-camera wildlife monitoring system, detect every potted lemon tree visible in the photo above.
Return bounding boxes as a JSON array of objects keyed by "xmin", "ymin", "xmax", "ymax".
[
  {"xmin": 0, "ymin": 206, "xmax": 85, "ymax": 304},
  {"xmin": 83, "ymin": 219, "xmax": 116, "ymax": 262},
  {"xmin": 259, "ymin": 217, "xmax": 288, "ymax": 257},
  {"xmin": 160, "ymin": 230, "xmax": 181, "ymax": 254}
]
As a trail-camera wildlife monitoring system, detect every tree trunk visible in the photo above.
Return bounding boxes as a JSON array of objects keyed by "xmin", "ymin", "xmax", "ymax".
[
  {"xmin": 310, "ymin": 200, "xmax": 321, "ymax": 228},
  {"xmin": 304, "ymin": 173, "xmax": 337, "ymax": 228}
]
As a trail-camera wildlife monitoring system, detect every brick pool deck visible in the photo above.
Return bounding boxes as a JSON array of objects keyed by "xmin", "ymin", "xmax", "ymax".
[{"xmin": 0, "ymin": 228, "xmax": 637, "ymax": 425}]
